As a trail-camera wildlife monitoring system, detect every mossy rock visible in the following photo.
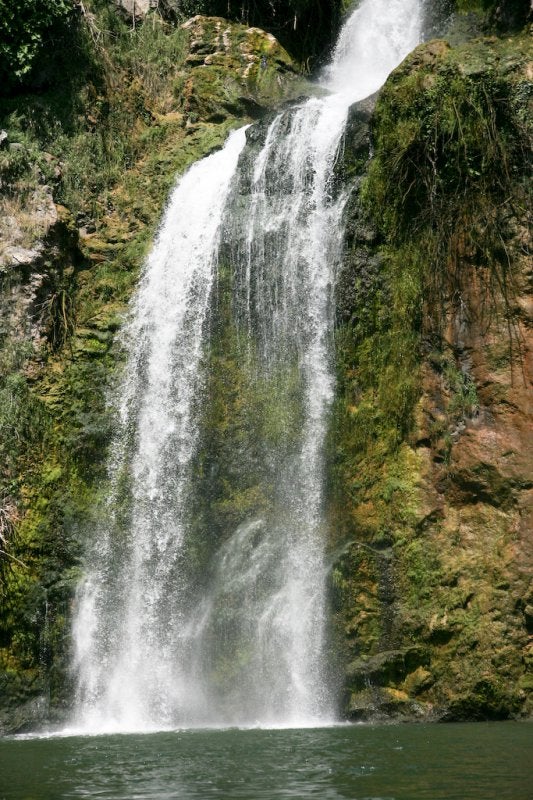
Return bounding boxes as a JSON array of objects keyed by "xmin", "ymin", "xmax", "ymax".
[
  {"xmin": 333, "ymin": 29, "xmax": 532, "ymax": 721},
  {"xmin": 346, "ymin": 646, "xmax": 430, "ymax": 692},
  {"xmin": 347, "ymin": 684, "xmax": 432, "ymax": 722},
  {"xmin": 180, "ymin": 16, "xmax": 309, "ymax": 122}
]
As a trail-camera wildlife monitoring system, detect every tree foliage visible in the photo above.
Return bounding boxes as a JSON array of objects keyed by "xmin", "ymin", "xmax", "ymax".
[{"xmin": 0, "ymin": 0, "xmax": 74, "ymax": 84}]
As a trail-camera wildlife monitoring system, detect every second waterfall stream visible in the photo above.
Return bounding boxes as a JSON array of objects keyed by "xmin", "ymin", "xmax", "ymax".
[{"xmin": 71, "ymin": 0, "xmax": 423, "ymax": 732}]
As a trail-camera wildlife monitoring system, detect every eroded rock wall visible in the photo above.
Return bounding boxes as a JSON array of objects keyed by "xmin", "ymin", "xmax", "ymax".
[{"xmin": 332, "ymin": 30, "xmax": 532, "ymax": 720}]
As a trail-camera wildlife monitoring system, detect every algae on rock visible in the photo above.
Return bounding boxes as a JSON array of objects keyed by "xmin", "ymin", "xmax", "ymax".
[{"xmin": 331, "ymin": 28, "xmax": 532, "ymax": 720}]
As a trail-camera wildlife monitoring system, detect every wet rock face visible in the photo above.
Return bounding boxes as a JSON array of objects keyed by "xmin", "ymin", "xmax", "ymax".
[
  {"xmin": 0, "ymin": 186, "xmax": 80, "ymax": 353},
  {"xmin": 333, "ymin": 32, "xmax": 533, "ymax": 721}
]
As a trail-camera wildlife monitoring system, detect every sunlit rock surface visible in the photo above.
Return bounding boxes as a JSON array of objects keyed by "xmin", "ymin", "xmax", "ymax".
[{"xmin": 333, "ymin": 30, "xmax": 532, "ymax": 721}]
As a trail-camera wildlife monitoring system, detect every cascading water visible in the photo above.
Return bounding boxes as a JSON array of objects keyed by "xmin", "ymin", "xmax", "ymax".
[
  {"xmin": 71, "ymin": 129, "xmax": 249, "ymax": 732},
  {"xmin": 71, "ymin": 0, "xmax": 423, "ymax": 732}
]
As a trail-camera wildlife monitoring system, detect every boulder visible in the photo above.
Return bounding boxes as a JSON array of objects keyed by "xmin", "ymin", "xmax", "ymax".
[
  {"xmin": 180, "ymin": 16, "xmax": 307, "ymax": 123},
  {"xmin": 115, "ymin": 0, "xmax": 154, "ymax": 21}
]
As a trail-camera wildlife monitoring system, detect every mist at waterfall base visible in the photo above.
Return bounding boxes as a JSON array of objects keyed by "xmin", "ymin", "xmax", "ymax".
[{"xmin": 65, "ymin": 0, "xmax": 423, "ymax": 734}]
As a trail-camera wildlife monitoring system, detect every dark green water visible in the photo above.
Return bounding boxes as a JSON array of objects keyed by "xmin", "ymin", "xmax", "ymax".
[{"xmin": 1, "ymin": 723, "xmax": 531, "ymax": 800}]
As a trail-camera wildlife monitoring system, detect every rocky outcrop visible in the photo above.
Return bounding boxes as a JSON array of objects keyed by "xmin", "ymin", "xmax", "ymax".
[
  {"xmin": 333, "ymin": 31, "xmax": 532, "ymax": 721},
  {"xmin": 180, "ymin": 15, "xmax": 306, "ymax": 122},
  {"xmin": 0, "ymin": 185, "xmax": 80, "ymax": 353},
  {"xmin": 115, "ymin": 0, "xmax": 154, "ymax": 20}
]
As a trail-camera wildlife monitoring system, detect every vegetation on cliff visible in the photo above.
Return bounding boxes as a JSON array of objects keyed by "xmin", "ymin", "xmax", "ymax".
[
  {"xmin": 0, "ymin": 0, "xmax": 74, "ymax": 86},
  {"xmin": 332, "ymin": 26, "xmax": 532, "ymax": 719}
]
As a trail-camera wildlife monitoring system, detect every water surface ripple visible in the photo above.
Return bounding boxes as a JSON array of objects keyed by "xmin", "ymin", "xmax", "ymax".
[{"xmin": 2, "ymin": 723, "xmax": 531, "ymax": 800}]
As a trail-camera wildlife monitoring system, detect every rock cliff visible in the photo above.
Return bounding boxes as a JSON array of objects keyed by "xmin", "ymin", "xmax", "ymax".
[
  {"xmin": 332, "ymin": 28, "xmax": 532, "ymax": 720},
  {"xmin": 0, "ymin": 0, "xmax": 531, "ymax": 730}
]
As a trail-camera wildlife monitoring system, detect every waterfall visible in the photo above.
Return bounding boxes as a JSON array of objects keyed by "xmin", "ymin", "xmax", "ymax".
[
  {"xmin": 71, "ymin": 128, "xmax": 249, "ymax": 732},
  {"xmin": 71, "ymin": 0, "xmax": 423, "ymax": 732}
]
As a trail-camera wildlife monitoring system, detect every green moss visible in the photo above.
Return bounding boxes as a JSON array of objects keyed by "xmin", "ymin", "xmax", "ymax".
[
  {"xmin": 343, "ymin": 32, "xmax": 529, "ymax": 457},
  {"xmin": 175, "ymin": 0, "xmax": 343, "ymax": 66},
  {"xmin": 454, "ymin": 0, "xmax": 530, "ymax": 30},
  {"xmin": 188, "ymin": 260, "xmax": 306, "ymax": 572},
  {"xmin": 332, "ymin": 33, "xmax": 531, "ymax": 718}
]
